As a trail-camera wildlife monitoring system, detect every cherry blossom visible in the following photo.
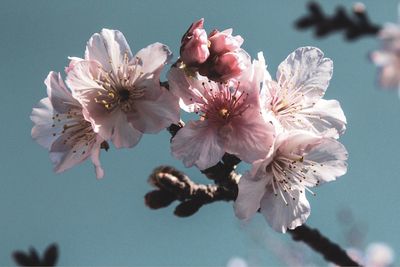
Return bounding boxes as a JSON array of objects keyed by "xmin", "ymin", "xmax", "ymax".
[
  {"xmin": 168, "ymin": 55, "xmax": 275, "ymax": 170},
  {"xmin": 260, "ymin": 47, "xmax": 346, "ymax": 137},
  {"xmin": 31, "ymin": 72, "xmax": 104, "ymax": 178},
  {"xmin": 234, "ymin": 131, "xmax": 348, "ymax": 233},
  {"xmin": 66, "ymin": 28, "xmax": 180, "ymax": 148}
]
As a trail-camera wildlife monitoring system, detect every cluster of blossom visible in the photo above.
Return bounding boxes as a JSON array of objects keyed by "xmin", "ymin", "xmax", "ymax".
[{"xmin": 31, "ymin": 19, "xmax": 347, "ymax": 233}]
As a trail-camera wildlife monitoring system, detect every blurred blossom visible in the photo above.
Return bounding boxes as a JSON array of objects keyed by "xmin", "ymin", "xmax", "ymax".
[
  {"xmin": 366, "ymin": 243, "xmax": 395, "ymax": 267},
  {"xmin": 371, "ymin": 22, "xmax": 400, "ymax": 90},
  {"xmin": 226, "ymin": 257, "xmax": 249, "ymax": 267}
]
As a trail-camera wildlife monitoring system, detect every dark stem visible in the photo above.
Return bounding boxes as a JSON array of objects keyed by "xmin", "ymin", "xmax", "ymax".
[{"xmin": 295, "ymin": 1, "xmax": 381, "ymax": 41}]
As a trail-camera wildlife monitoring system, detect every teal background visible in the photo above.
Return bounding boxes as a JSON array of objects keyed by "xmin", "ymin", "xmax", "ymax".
[{"xmin": 0, "ymin": 0, "xmax": 398, "ymax": 265}]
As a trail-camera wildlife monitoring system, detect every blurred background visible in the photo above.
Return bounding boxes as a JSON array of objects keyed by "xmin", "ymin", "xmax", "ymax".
[{"xmin": 0, "ymin": 0, "xmax": 398, "ymax": 265}]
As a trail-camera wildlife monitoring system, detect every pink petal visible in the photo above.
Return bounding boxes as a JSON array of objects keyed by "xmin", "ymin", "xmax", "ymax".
[
  {"xmin": 171, "ymin": 120, "xmax": 224, "ymax": 170},
  {"xmin": 224, "ymin": 110, "xmax": 275, "ymax": 163},
  {"xmin": 127, "ymin": 87, "xmax": 180, "ymax": 133},
  {"xmin": 111, "ymin": 111, "xmax": 142, "ymax": 149},
  {"xmin": 167, "ymin": 67, "xmax": 207, "ymax": 112},
  {"xmin": 91, "ymin": 137, "xmax": 105, "ymax": 179}
]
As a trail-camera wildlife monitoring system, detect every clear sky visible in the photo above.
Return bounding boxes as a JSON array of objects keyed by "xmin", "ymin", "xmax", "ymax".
[{"xmin": 0, "ymin": 0, "xmax": 399, "ymax": 266}]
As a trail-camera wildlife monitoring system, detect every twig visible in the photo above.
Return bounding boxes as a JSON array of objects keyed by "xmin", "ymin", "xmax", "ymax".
[{"xmin": 295, "ymin": 1, "xmax": 381, "ymax": 41}]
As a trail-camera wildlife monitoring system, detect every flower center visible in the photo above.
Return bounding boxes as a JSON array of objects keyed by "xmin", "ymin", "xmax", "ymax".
[
  {"xmin": 197, "ymin": 81, "xmax": 250, "ymax": 124},
  {"xmin": 218, "ymin": 108, "xmax": 230, "ymax": 119},
  {"xmin": 118, "ymin": 88, "xmax": 131, "ymax": 102}
]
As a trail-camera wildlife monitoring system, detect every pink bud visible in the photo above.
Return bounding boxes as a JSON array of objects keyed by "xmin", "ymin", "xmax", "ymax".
[
  {"xmin": 180, "ymin": 19, "xmax": 210, "ymax": 66},
  {"xmin": 212, "ymin": 51, "xmax": 247, "ymax": 81},
  {"xmin": 208, "ymin": 29, "xmax": 244, "ymax": 55}
]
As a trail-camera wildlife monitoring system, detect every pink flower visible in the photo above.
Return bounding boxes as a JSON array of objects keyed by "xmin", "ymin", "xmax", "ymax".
[
  {"xmin": 31, "ymin": 72, "xmax": 104, "ymax": 178},
  {"xmin": 370, "ymin": 23, "xmax": 400, "ymax": 89},
  {"xmin": 66, "ymin": 29, "xmax": 180, "ymax": 148},
  {"xmin": 180, "ymin": 18, "xmax": 210, "ymax": 66},
  {"xmin": 234, "ymin": 131, "xmax": 348, "ymax": 233},
  {"xmin": 179, "ymin": 19, "xmax": 250, "ymax": 82},
  {"xmin": 260, "ymin": 47, "xmax": 346, "ymax": 138},
  {"xmin": 168, "ymin": 55, "xmax": 275, "ymax": 170}
]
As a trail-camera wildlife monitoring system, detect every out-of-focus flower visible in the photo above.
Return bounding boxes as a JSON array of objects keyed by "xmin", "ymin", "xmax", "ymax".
[
  {"xmin": 261, "ymin": 47, "xmax": 346, "ymax": 138},
  {"xmin": 371, "ymin": 23, "xmax": 400, "ymax": 89},
  {"xmin": 168, "ymin": 55, "xmax": 275, "ymax": 170},
  {"xmin": 365, "ymin": 243, "xmax": 395, "ymax": 267},
  {"xmin": 331, "ymin": 243, "xmax": 395, "ymax": 267},
  {"xmin": 66, "ymin": 29, "xmax": 180, "ymax": 148},
  {"xmin": 31, "ymin": 72, "xmax": 104, "ymax": 178},
  {"xmin": 226, "ymin": 257, "xmax": 249, "ymax": 267},
  {"xmin": 234, "ymin": 131, "xmax": 348, "ymax": 233},
  {"xmin": 179, "ymin": 19, "xmax": 250, "ymax": 82},
  {"xmin": 180, "ymin": 18, "xmax": 210, "ymax": 66}
]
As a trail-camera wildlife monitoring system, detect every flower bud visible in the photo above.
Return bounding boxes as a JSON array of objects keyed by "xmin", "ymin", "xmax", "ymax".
[
  {"xmin": 180, "ymin": 18, "xmax": 210, "ymax": 66},
  {"xmin": 209, "ymin": 51, "xmax": 249, "ymax": 81},
  {"xmin": 208, "ymin": 29, "xmax": 244, "ymax": 54}
]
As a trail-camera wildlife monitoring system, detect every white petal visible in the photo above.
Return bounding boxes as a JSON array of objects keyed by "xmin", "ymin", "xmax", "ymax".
[
  {"xmin": 302, "ymin": 99, "xmax": 347, "ymax": 137},
  {"xmin": 171, "ymin": 120, "xmax": 224, "ymax": 170},
  {"xmin": 128, "ymin": 87, "xmax": 180, "ymax": 133},
  {"xmin": 277, "ymin": 47, "xmax": 333, "ymax": 101},
  {"xmin": 234, "ymin": 171, "xmax": 270, "ymax": 220},
  {"xmin": 260, "ymin": 187, "xmax": 310, "ymax": 233},
  {"xmin": 45, "ymin": 72, "xmax": 80, "ymax": 112},
  {"xmin": 133, "ymin": 42, "xmax": 172, "ymax": 77},
  {"xmin": 50, "ymin": 138, "xmax": 93, "ymax": 174},
  {"xmin": 31, "ymin": 98, "xmax": 57, "ymax": 149},
  {"xmin": 304, "ymin": 137, "xmax": 348, "ymax": 185},
  {"xmin": 85, "ymin": 28, "xmax": 132, "ymax": 73},
  {"xmin": 66, "ymin": 60, "xmax": 104, "ymax": 102}
]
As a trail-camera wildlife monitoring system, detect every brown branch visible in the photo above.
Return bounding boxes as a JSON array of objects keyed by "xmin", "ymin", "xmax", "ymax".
[
  {"xmin": 145, "ymin": 165, "xmax": 238, "ymax": 217},
  {"xmin": 295, "ymin": 1, "xmax": 380, "ymax": 41}
]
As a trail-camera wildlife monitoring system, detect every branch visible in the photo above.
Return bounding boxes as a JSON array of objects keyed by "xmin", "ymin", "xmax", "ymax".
[
  {"xmin": 145, "ymin": 166, "xmax": 361, "ymax": 266},
  {"xmin": 145, "ymin": 165, "xmax": 238, "ymax": 217},
  {"xmin": 295, "ymin": 1, "xmax": 381, "ymax": 41},
  {"xmin": 13, "ymin": 243, "xmax": 58, "ymax": 266},
  {"xmin": 289, "ymin": 225, "xmax": 360, "ymax": 266}
]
